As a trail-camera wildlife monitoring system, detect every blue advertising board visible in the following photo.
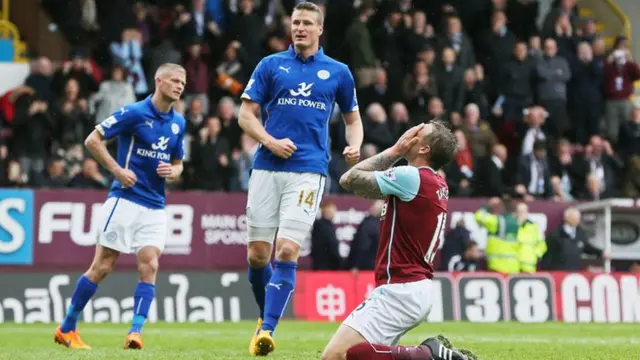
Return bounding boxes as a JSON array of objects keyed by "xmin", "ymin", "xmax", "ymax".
[{"xmin": 0, "ymin": 189, "xmax": 34, "ymax": 265}]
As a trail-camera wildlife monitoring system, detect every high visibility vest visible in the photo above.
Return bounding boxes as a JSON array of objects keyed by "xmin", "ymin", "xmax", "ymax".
[
  {"xmin": 517, "ymin": 220, "xmax": 547, "ymax": 273},
  {"xmin": 475, "ymin": 208, "xmax": 520, "ymax": 274}
]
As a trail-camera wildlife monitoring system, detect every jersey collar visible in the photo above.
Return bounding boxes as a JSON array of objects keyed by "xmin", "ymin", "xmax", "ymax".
[
  {"xmin": 287, "ymin": 45, "xmax": 324, "ymax": 62},
  {"xmin": 145, "ymin": 95, "xmax": 174, "ymax": 121}
]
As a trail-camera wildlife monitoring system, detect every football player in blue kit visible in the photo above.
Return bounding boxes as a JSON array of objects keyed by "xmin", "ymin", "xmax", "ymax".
[
  {"xmin": 238, "ymin": 1, "xmax": 364, "ymax": 356},
  {"xmin": 54, "ymin": 63, "xmax": 187, "ymax": 350}
]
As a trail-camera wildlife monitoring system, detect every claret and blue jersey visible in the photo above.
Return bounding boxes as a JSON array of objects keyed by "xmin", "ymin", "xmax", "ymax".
[
  {"xmin": 95, "ymin": 96, "xmax": 185, "ymax": 209},
  {"xmin": 241, "ymin": 45, "xmax": 359, "ymax": 176}
]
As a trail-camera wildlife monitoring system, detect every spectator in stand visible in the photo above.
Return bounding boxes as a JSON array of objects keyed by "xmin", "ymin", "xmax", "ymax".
[
  {"xmin": 448, "ymin": 240, "xmax": 481, "ymax": 272},
  {"xmin": 426, "ymin": 96, "xmax": 446, "ymax": 123},
  {"xmin": 88, "ymin": 65, "xmax": 136, "ymax": 125},
  {"xmin": 183, "ymin": 40, "xmax": 211, "ymax": 115},
  {"xmin": 461, "ymin": 103, "xmax": 497, "ymax": 159},
  {"xmin": 345, "ymin": 200, "xmax": 383, "ymax": 273},
  {"xmin": 68, "ymin": 157, "xmax": 109, "ymax": 189},
  {"xmin": 310, "ymin": 201, "xmax": 342, "ymax": 271},
  {"xmin": 495, "ymin": 42, "xmax": 535, "ymax": 125},
  {"xmin": 444, "ymin": 129, "xmax": 474, "ymax": 197},
  {"xmin": 51, "ymin": 50, "xmax": 99, "ymax": 99},
  {"xmin": 473, "ymin": 143, "xmax": 508, "ymax": 197},
  {"xmin": 360, "ymin": 69, "xmax": 392, "ymax": 111},
  {"xmin": 402, "ymin": 61, "xmax": 437, "ymax": 115},
  {"xmin": 225, "ymin": 0, "xmax": 266, "ymax": 69},
  {"xmin": 603, "ymin": 48, "xmax": 640, "ymax": 144},
  {"xmin": 344, "ymin": 5, "xmax": 377, "ymax": 89},
  {"xmin": 234, "ymin": 133, "xmax": 258, "ymax": 192},
  {"xmin": 388, "ymin": 102, "xmax": 411, "ymax": 141},
  {"xmin": 479, "ymin": 10, "xmax": 517, "ymax": 99},
  {"xmin": 462, "ymin": 67, "xmax": 489, "ymax": 120},
  {"xmin": 24, "ymin": 56, "xmax": 54, "ymax": 103},
  {"xmin": 110, "ymin": 29, "xmax": 148, "ymax": 99},
  {"xmin": 439, "ymin": 219, "xmax": 472, "ymax": 271},
  {"xmin": 434, "ymin": 47, "xmax": 464, "ymax": 123},
  {"xmin": 372, "ymin": 5, "xmax": 405, "ymax": 99},
  {"xmin": 527, "ymin": 34, "xmax": 542, "ymax": 58},
  {"xmin": 541, "ymin": 207, "xmax": 605, "ymax": 271},
  {"xmin": 619, "ymin": 101, "xmax": 640, "ymax": 196},
  {"xmin": 521, "ymin": 105, "xmax": 548, "ymax": 156},
  {"xmin": 569, "ymin": 41, "xmax": 603, "ymax": 145},
  {"xmin": 11, "ymin": 94, "xmax": 52, "ymax": 185},
  {"xmin": 550, "ymin": 138, "xmax": 589, "ymax": 201},
  {"xmin": 552, "ymin": 13, "xmax": 576, "ymax": 62},
  {"xmin": 218, "ymin": 97, "xmax": 242, "ymax": 151},
  {"xmin": 542, "ymin": 0, "xmax": 579, "ymax": 38},
  {"xmin": 535, "ymin": 37, "xmax": 571, "ymax": 142},
  {"xmin": 437, "ymin": 15, "xmax": 476, "ymax": 71},
  {"xmin": 362, "ymin": 103, "xmax": 394, "ymax": 151},
  {"xmin": 577, "ymin": 18, "xmax": 598, "ymax": 44},
  {"xmin": 54, "ymin": 78, "xmax": 92, "ymax": 151},
  {"xmin": 191, "ymin": 116, "xmax": 231, "ymax": 191},
  {"xmin": 176, "ymin": 0, "xmax": 222, "ymax": 55},
  {"xmin": 582, "ymin": 135, "xmax": 623, "ymax": 199},
  {"xmin": 515, "ymin": 140, "xmax": 553, "ymax": 200},
  {"xmin": 406, "ymin": 11, "xmax": 436, "ymax": 58},
  {"xmin": 213, "ymin": 41, "xmax": 247, "ymax": 101},
  {"xmin": 36, "ymin": 156, "xmax": 69, "ymax": 188}
]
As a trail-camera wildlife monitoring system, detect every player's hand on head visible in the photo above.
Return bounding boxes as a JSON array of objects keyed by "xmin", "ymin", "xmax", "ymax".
[
  {"xmin": 392, "ymin": 123, "xmax": 424, "ymax": 157},
  {"xmin": 342, "ymin": 146, "xmax": 360, "ymax": 166},
  {"xmin": 115, "ymin": 167, "xmax": 137, "ymax": 187},
  {"xmin": 156, "ymin": 161, "xmax": 174, "ymax": 178},
  {"xmin": 267, "ymin": 138, "xmax": 297, "ymax": 159}
]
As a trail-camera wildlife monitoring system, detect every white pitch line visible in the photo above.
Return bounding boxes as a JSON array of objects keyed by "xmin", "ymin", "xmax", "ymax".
[{"xmin": 0, "ymin": 327, "xmax": 638, "ymax": 345}]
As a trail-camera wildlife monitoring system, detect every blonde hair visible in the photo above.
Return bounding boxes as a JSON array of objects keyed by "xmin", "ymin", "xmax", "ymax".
[
  {"xmin": 293, "ymin": 1, "xmax": 324, "ymax": 25},
  {"xmin": 155, "ymin": 63, "xmax": 186, "ymax": 79}
]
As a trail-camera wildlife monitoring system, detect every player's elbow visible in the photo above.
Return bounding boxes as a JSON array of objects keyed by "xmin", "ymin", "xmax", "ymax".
[
  {"xmin": 339, "ymin": 172, "xmax": 352, "ymax": 190},
  {"xmin": 84, "ymin": 130, "xmax": 102, "ymax": 150}
]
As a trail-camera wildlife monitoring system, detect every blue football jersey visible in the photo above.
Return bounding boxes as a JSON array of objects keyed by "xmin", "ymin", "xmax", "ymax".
[
  {"xmin": 241, "ymin": 46, "xmax": 359, "ymax": 176},
  {"xmin": 95, "ymin": 96, "xmax": 185, "ymax": 209}
]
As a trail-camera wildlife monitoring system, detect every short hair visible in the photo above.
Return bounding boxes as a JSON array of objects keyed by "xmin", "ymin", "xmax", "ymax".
[
  {"xmin": 424, "ymin": 120, "xmax": 458, "ymax": 170},
  {"xmin": 293, "ymin": 1, "xmax": 324, "ymax": 25},
  {"xmin": 155, "ymin": 63, "xmax": 186, "ymax": 79}
]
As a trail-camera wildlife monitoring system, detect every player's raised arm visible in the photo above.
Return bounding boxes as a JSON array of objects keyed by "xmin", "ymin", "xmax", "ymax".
[
  {"xmin": 340, "ymin": 124, "xmax": 424, "ymax": 199},
  {"xmin": 85, "ymin": 109, "xmax": 137, "ymax": 187},
  {"xmin": 337, "ymin": 69, "xmax": 364, "ymax": 166}
]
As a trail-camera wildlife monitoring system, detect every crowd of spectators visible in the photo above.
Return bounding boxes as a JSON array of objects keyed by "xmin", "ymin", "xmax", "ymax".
[{"xmin": 2, "ymin": 0, "xmax": 640, "ymax": 202}]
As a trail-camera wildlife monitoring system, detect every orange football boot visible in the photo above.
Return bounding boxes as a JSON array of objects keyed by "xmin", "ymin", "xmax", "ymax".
[
  {"xmin": 123, "ymin": 332, "xmax": 143, "ymax": 349},
  {"xmin": 54, "ymin": 326, "xmax": 91, "ymax": 349}
]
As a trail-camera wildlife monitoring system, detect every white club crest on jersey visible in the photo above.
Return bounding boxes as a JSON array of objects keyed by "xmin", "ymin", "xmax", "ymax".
[
  {"xmin": 171, "ymin": 123, "xmax": 180, "ymax": 135},
  {"xmin": 317, "ymin": 69, "xmax": 330, "ymax": 80},
  {"xmin": 289, "ymin": 82, "xmax": 313, "ymax": 97}
]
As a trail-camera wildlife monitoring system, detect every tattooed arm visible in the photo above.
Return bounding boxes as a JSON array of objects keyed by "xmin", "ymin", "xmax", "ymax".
[
  {"xmin": 339, "ymin": 148, "xmax": 403, "ymax": 199},
  {"xmin": 340, "ymin": 123, "xmax": 424, "ymax": 200}
]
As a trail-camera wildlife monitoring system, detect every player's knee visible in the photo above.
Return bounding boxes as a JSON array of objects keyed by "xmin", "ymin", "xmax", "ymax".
[
  {"xmin": 87, "ymin": 261, "xmax": 114, "ymax": 283},
  {"xmin": 247, "ymin": 242, "xmax": 272, "ymax": 268},
  {"xmin": 137, "ymin": 257, "xmax": 159, "ymax": 278},
  {"xmin": 321, "ymin": 347, "xmax": 346, "ymax": 360},
  {"xmin": 275, "ymin": 239, "xmax": 300, "ymax": 262}
]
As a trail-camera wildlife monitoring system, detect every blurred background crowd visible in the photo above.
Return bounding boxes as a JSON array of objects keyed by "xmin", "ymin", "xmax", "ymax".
[{"xmin": 2, "ymin": 0, "xmax": 640, "ymax": 203}]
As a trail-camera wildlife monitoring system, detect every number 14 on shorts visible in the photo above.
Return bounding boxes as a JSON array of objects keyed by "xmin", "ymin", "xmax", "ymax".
[{"xmin": 297, "ymin": 189, "xmax": 316, "ymax": 208}]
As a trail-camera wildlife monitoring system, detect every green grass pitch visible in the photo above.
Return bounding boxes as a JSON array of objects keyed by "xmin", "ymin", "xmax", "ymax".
[{"xmin": 0, "ymin": 321, "xmax": 637, "ymax": 359}]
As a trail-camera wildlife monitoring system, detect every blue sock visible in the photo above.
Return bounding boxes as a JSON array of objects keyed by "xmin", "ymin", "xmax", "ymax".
[
  {"xmin": 248, "ymin": 263, "xmax": 273, "ymax": 319},
  {"xmin": 262, "ymin": 260, "xmax": 296, "ymax": 333},
  {"xmin": 129, "ymin": 282, "xmax": 155, "ymax": 334},
  {"xmin": 60, "ymin": 275, "xmax": 98, "ymax": 333}
]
